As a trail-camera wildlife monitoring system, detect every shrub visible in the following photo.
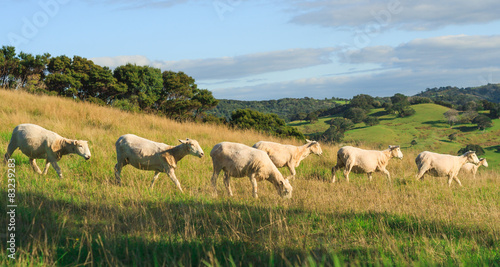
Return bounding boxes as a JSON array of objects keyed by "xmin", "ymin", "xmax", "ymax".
[{"xmin": 458, "ymin": 144, "xmax": 485, "ymax": 156}]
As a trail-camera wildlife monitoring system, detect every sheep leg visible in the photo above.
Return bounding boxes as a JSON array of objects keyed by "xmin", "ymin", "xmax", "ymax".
[
  {"xmin": 453, "ymin": 175, "xmax": 463, "ymax": 187},
  {"xmin": 249, "ymin": 174, "xmax": 258, "ymax": 198},
  {"xmin": 382, "ymin": 168, "xmax": 391, "ymax": 182},
  {"xmin": 42, "ymin": 160, "xmax": 51, "ymax": 175},
  {"xmin": 367, "ymin": 172, "xmax": 373, "ymax": 181},
  {"xmin": 114, "ymin": 160, "xmax": 126, "ymax": 185},
  {"xmin": 287, "ymin": 164, "xmax": 296, "ymax": 180},
  {"xmin": 344, "ymin": 164, "xmax": 353, "ymax": 182},
  {"xmin": 223, "ymin": 172, "xmax": 233, "ymax": 197},
  {"xmin": 211, "ymin": 168, "xmax": 221, "ymax": 196},
  {"xmin": 416, "ymin": 165, "xmax": 429, "ymax": 181},
  {"xmin": 29, "ymin": 158, "xmax": 43, "ymax": 174},
  {"xmin": 50, "ymin": 160, "xmax": 63, "ymax": 179},
  {"xmin": 166, "ymin": 168, "xmax": 184, "ymax": 193},
  {"xmin": 150, "ymin": 171, "xmax": 161, "ymax": 189},
  {"xmin": 331, "ymin": 164, "xmax": 342, "ymax": 183}
]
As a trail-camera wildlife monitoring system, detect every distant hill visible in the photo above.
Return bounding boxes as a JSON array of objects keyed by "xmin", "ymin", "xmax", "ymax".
[
  {"xmin": 209, "ymin": 97, "xmax": 347, "ymax": 121},
  {"xmin": 210, "ymin": 84, "xmax": 499, "ymax": 121},
  {"xmin": 416, "ymin": 84, "xmax": 500, "ymax": 105}
]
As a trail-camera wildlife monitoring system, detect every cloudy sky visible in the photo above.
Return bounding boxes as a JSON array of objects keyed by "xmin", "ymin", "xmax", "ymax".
[{"xmin": 2, "ymin": 0, "xmax": 500, "ymax": 100}]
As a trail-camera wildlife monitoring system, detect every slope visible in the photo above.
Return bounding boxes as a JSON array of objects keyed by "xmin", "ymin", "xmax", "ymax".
[{"xmin": 1, "ymin": 89, "xmax": 499, "ymax": 266}]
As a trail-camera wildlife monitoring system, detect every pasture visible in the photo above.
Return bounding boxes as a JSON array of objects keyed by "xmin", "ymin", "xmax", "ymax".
[{"xmin": 1, "ymin": 89, "xmax": 499, "ymax": 266}]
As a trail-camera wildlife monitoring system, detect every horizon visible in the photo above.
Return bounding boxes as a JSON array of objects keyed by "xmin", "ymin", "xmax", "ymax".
[{"xmin": 2, "ymin": 1, "xmax": 500, "ymax": 100}]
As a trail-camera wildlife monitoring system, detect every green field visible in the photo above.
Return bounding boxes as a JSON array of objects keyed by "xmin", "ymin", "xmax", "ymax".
[
  {"xmin": 1, "ymin": 90, "xmax": 500, "ymax": 266},
  {"xmin": 290, "ymin": 103, "xmax": 500, "ymax": 170}
]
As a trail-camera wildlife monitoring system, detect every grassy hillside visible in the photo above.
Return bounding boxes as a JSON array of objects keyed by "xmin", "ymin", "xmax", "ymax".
[
  {"xmin": 290, "ymin": 103, "xmax": 500, "ymax": 170},
  {"xmin": 1, "ymin": 89, "xmax": 500, "ymax": 266}
]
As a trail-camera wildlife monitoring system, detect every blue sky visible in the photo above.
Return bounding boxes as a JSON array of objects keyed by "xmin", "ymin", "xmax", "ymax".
[{"xmin": 2, "ymin": 0, "xmax": 500, "ymax": 100}]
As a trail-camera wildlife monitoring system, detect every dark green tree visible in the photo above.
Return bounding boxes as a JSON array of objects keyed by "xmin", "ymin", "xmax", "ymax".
[
  {"xmin": 344, "ymin": 107, "xmax": 367, "ymax": 123},
  {"xmin": 114, "ymin": 64, "xmax": 163, "ymax": 110},
  {"xmin": 158, "ymin": 71, "xmax": 218, "ymax": 119},
  {"xmin": 363, "ymin": 116, "xmax": 380, "ymax": 126},
  {"xmin": 0, "ymin": 46, "xmax": 20, "ymax": 87},
  {"xmin": 230, "ymin": 109, "xmax": 304, "ymax": 139},
  {"xmin": 473, "ymin": 114, "xmax": 493, "ymax": 130}
]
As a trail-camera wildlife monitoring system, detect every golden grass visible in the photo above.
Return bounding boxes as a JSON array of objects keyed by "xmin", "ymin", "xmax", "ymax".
[{"xmin": 1, "ymin": 88, "xmax": 499, "ymax": 266}]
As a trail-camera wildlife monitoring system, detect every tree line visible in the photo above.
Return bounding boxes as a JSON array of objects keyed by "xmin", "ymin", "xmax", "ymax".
[
  {"xmin": 0, "ymin": 46, "xmax": 218, "ymax": 120},
  {"xmin": 0, "ymin": 45, "xmax": 307, "ymax": 140}
]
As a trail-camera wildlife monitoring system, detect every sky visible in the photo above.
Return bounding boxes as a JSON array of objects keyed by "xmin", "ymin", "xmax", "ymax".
[{"xmin": 2, "ymin": 0, "xmax": 500, "ymax": 100}]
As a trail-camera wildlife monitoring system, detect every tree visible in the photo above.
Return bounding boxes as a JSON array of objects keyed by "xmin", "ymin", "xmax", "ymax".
[
  {"xmin": 230, "ymin": 109, "xmax": 304, "ymax": 139},
  {"xmin": 344, "ymin": 107, "xmax": 366, "ymax": 123},
  {"xmin": 322, "ymin": 117, "xmax": 354, "ymax": 143},
  {"xmin": 448, "ymin": 133, "xmax": 457, "ymax": 142},
  {"xmin": 444, "ymin": 109, "xmax": 459, "ymax": 127},
  {"xmin": 113, "ymin": 64, "xmax": 163, "ymax": 110},
  {"xmin": 458, "ymin": 145, "xmax": 485, "ymax": 156},
  {"xmin": 363, "ymin": 116, "xmax": 379, "ymax": 126},
  {"xmin": 158, "ymin": 71, "xmax": 218, "ymax": 119},
  {"xmin": 350, "ymin": 94, "xmax": 376, "ymax": 110},
  {"xmin": 306, "ymin": 112, "xmax": 318, "ymax": 123},
  {"xmin": 473, "ymin": 114, "xmax": 493, "ymax": 130},
  {"xmin": 0, "ymin": 46, "xmax": 20, "ymax": 87},
  {"xmin": 387, "ymin": 93, "xmax": 415, "ymax": 117}
]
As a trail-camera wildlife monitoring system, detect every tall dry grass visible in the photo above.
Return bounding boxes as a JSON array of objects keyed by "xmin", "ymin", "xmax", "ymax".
[{"xmin": 0, "ymin": 88, "xmax": 499, "ymax": 266}]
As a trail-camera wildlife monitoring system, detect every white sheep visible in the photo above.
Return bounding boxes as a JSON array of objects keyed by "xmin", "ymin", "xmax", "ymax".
[
  {"xmin": 210, "ymin": 142, "xmax": 292, "ymax": 198},
  {"xmin": 252, "ymin": 140, "xmax": 322, "ymax": 178},
  {"xmin": 114, "ymin": 134, "xmax": 204, "ymax": 192},
  {"xmin": 3, "ymin": 123, "xmax": 91, "ymax": 178},
  {"xmin": 460, "ymin": 158, "xmax": 488, "ymax": 179},
  {"xmin": 415, "ymin": 150, "xmax": 480, "ymax": 186},
  {"xmin": 332, "ymin": 145, "xmax": 403, "ymax": 183}
]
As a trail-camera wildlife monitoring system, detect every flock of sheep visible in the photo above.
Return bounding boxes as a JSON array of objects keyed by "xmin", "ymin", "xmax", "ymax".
[{"xmin": 3, "ymin": 123, "xmax": 488, "ymax": 198}]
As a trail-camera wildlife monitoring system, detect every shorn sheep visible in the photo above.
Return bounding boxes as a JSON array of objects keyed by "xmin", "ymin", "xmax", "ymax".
[
  {"xmin": 4, "ymin": 123, "xmax": 91, "ymax": 178},
  {"xmin": 210, "ymin": 142, "xmax": 292, "ymax": 198},
  {"xmin": 114, "ymin": 134, "xmax": 204, "ymax": 192},
  {"xmin": 415, "ymin": 150, "xmax": 480, "ymax": 186},
  {"xmin": 460, "ymin": 158, "xmax": 488, "ymax": 179},
  {"xmin": 332, "ymin": 145, "xmax": 403, "ymax": 183},
  {"xmin": 252, "ymin": 140, "xmax": 322, "ymax": 178}
]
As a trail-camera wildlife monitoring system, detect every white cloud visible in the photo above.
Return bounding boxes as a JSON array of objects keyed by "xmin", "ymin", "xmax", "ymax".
[
  {"xmin": 343, "ymin": 35, "xmax": 500, "ymax": 69},
  {"xmin": 290, "ymin": 0, "xmax": 500, "ymax": 31},
  {"xmin": 91, "ymin": 47, "xmax": 337, "ymax": 80}
]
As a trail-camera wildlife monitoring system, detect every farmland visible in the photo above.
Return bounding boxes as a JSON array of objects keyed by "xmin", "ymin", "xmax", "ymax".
[{"xmin": 1, "ymin": 89, "xmax": 499, "ymax": 266}]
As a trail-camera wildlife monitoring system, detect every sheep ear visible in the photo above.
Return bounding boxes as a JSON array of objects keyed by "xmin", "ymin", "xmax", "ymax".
[
  {"xmin": 162, "ymin": 152, "xmax": 177, "ymax": 168},
  {"xmin": 179, "ymin": 139, "xmax": 185, "ymax": 144},
  {"xmin": 306, "ymin": 139, "xmax": 311, "ymax": 143}
]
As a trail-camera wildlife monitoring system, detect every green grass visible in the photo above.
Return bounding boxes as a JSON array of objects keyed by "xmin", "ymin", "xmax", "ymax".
[
  {"xmin": 1, "ymin": 89, "xmax": 500, "ymax": 266},
  {"xmin": 290, "ymin": 103, "xmax": 500, "ymax": 170}
]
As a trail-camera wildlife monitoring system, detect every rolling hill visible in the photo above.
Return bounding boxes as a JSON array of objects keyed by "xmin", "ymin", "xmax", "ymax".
[
  {"xmin": 289, "ymin": 103, "xmax": 500, "ymax": 170},
  {"xmin": 1, "ymin": 89, "xmax": 499, "ymax": 266}
]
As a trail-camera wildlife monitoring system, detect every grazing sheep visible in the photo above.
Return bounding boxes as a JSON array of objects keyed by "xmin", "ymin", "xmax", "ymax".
[
  {"xmin": 3, "ymin": 123, "xmax": 91, "ymax": 178},
  {"xmin": 210, "ymin": 142, "xmax": 292, "ymax": 198},
  {"xmin": 252, "ymin": 140, "xmax": 322, "ymax": 178},
  {"xmin": 415, "ymin": 151, "xmax": 480, "ymax": 186},
  {"xmin": 331, "ymin": 145, "xmax": 403, "ymax": 183},
  {"xmin": 460, "ymin": 158, "xmax": 488, "ymax": 179},
  {"xmin": 114, "ymin": 134, "xmax": 204, "ymax": 192}
]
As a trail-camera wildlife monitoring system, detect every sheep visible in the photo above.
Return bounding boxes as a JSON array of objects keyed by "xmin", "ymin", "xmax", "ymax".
[
  {"xmin": 252, "ymin": 140, "xmax": 322, "ymax": 179},
  {"xmin": 415, "ymin": 150, "xmax": 480, "ymax": 186},
  {"xmin": 3, "ymin": 123, "xmax": 91, "ymax": 178},
  {"xmin": 460, "ymin": 158, "xmax": 488, "ymax": 179},
  {"xmin": 331, "ymin": 145, "xmax": 403, "ymax": 183},
  {"xmin": 114, "ymin": 134, "xmax": 204, "ymax": 192},
  {"xmin": 210, "ymin": 142, "xmax": 292, "ymax": 198}
]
